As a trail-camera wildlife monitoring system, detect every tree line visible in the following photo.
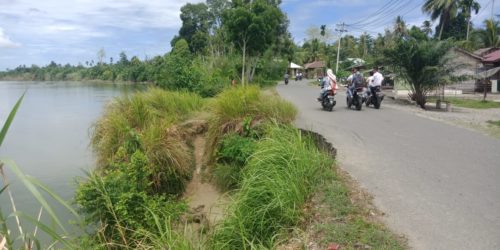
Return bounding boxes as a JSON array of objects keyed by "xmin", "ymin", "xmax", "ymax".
[
  {"xmin": 0, "ymin": 0, "xmax": 496, "ymax": 104},
  {"xmin": 0, "ymin": 0, "xmax": 292, "ymax": 97}
]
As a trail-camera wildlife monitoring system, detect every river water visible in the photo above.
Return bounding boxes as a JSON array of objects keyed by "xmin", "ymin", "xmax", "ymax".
[{"xmin": 0, "ymin": 81, "xmax": 140, "ymax": 241}]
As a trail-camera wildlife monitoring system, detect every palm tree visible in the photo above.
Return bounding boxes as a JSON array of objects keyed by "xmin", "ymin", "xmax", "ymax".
[
  {"xmin": 459, "ymin": 0, "xmax": 480, "ymax": 40},
  {"xmin": 421, "ymin": 20, "xmax": 433, "ymax": 36},
  {"xmin": 422, "ymin": 0, "xmax": 460, "ymax": 40},
  {"xmin": 394, "ymin": 16, "xmax": 408, "ymax": 37},
  {"xmin": 478, "ymin": 19, "xmax": 500, "ymax": 47}
]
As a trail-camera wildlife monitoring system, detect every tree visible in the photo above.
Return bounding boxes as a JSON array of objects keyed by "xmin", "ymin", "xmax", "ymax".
[
  {"xmin": 175, "ymin": 3, "xmax": 211, "ymax": 54},
  {"xmin": 394, "ymin": 16, "xmax": 408, "ymax": 37},
  {"xmin": 384, "ymin": 39, "xmax": 453, "ymax": 109},
  {"xmin": 460, "ymin": 0, "xmax": 480, "ymax": 41},
  {"xmin": 422, "ymin": 20, "xmax": 433, "ymax": 37},
  {"xmin": 222, "ymin": 0, "xmax": 285, "ymax": 85},
  {"xmin": 97, "ymin": 48, "xmax": 106, "ymax": 65},
  {"xmin": 423, "ymin": 0, "xmax": 459, "ymax": 40},
  {"xmin": 477, "ymin": 19, "xmax": 500, "ymax": 47}
]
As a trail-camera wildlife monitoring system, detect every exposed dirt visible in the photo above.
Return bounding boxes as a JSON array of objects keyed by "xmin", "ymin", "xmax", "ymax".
[{"xmin": 183, "ymin": 135, "xmax": 228, "ymax": 228}]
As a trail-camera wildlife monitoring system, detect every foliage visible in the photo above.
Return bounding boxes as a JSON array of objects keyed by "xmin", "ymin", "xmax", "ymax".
[
  {"xmin": 205, "ymin": 86, "xmax": 297, "ymax": 163},
  {"xmin": 212, "ymin": 133, "xmax": 257, "ymax": 190},
  {"xmin": 311, "ymin": 169, "xmax": 405, "ymax": 249},
  {"xmin": 383, "ymin": 39, "xmax": 453, "ymax": 108},
  {"xmin": 209, "ymin": 125, "xmax": 333, "ymax": 249},
  {"xmin": 222, "ymin": 0, "xmax": 286, "ymax": 84},
  {"xmin": 91, "ymin": 88, "xmax": 203, "ymax": 195},
  {"xmin": 75, "ymin": 150, "xmax": 189, "ymax": 248}
]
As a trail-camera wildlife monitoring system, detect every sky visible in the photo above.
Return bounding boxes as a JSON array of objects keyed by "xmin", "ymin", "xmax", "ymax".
[{"xmin": 0, "ymin": 0, "xmax": 498, "ymax": 70}]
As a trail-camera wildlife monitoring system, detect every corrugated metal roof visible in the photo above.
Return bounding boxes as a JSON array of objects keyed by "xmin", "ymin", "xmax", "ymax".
[
  {"xmin": 483, "ymin": 50, "xmax": 500, "ymax": 63},
  {"xmin": 304, "ymin": 61, "xmax": 325, "ymax": 69}
]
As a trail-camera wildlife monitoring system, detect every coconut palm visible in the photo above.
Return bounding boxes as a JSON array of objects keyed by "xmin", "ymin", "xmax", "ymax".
[
  {"xmin": 422, "ymin": 0, "xmax": 460, "ymax": 40},
  {"xmin": 394, "ymin": 16, "xmax": 408, "ymax": 37},
  {"xmin": 460, "ymin": 0, "xmax": 481, "ymax": 40},
  {"xmin": 477, "ymin": 19, "xmax": 500, "ymax": 47},
  {"xmin": 421, "ymin": 20, "xmax": 433, "ymax": 36}
]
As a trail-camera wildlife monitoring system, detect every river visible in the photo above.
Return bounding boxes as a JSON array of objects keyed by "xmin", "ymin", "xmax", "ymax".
[{"xmin": 0, "ymin": 81, "xmax": 142, "ymax": 242}]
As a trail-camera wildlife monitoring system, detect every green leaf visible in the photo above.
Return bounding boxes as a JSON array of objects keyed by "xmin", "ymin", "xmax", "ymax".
[
  {"xmin": 26, "ymin": 176, "xmax": 81, "ymax": 224},
  {"xmin": 13, "ymin": 211, "xmax": 75, "ymax": 248},
  {"xmin": 1, "ymin": 159, "xmax": 67, "ymax": 234},
  {"xmin": 0, "ymin": 92, "xmax": 25, "ymax": 148}
]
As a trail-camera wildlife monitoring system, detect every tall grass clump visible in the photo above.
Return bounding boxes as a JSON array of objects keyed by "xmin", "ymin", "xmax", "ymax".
[
  {"xmin": 77, "ymin": 88, "xmax": 203, "ymax": 248},
  {"xmin": 91, "ymin": 87, "xmax": 203, "ymax": 194},
  {"xmin": 206, "ymin": 86, "xmax": 297, "ymax": 164},
  {"xmin": 209, "ymin": 125, "xmax": 333, "ymax": 249}
]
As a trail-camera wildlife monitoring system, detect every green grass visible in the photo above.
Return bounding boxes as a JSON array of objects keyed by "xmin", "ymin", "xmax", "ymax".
[
  {"xmin": 91, "ymin": 87, "xmax": 203, "ymax": 195},
  {"xmin": 312, "ymin": 170, "xmax": 406, "ymax": 249},
  {"xmin": 209, "ymin": 125, "xmax": 332, "ymax": 249},
  {"xmin": 487, "ymin": 120, "xmax": 500, "ymax": 127},
  {"xmin": 205, "ymin": 86, "xmax": 297, "ymax": 164},
  {"xmin": 429, "ymin": 97, "xmax": 500, "ymax": 109}
]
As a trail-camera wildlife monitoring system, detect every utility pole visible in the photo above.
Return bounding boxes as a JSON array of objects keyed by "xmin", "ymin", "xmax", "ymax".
[
  {"xmin": 335, "ymin": 22, "xmax": 347, "ymax": 74},
  {"xmin": 492, "ymin": 0, "xmax": 495, "ymax": 21}
]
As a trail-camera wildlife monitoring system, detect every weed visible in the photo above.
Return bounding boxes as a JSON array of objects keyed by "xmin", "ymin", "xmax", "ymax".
[
  {"xmin": 209, "ymin": 125, "xmax": 332, "ymax": 249},
  {"xmin": 205, "ymin": 86, "xmax": 297, "ymax": 164}
]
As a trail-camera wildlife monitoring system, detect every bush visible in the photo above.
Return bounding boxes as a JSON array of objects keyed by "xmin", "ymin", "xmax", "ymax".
[
  {"xmin": 91, "ymin": 88, "xmax": 203, "ymax": 195},
  {"xmin": 76, "ymin": 150, "xmax": 189, "ymax": 248},
  {"xmin": 205, "ymin": 86, "xmax": 297, "ymax": 163},
  {"xmin": 212, "ymin": 133, "xmax": 257, "ymax": 190},
  {"xmin": 209, "ymin": 125, "xmax": 333, "ymax": 249}
]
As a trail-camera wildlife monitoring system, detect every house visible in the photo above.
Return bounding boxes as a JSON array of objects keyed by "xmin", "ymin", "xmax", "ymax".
[
  {"xmin": 445, "ymin": 47, "xmax": 485, "ymax": 93},
  {"xmin": 288, "ymin": 62, "xmax": 303, "ymax": 77},
  {"xmin": 480, "ymin": 49, "xmax": 500, "ymax": 93},
  {"xmin": 304, "ymin": 61, "xmax": 325, "ymax": 79}
]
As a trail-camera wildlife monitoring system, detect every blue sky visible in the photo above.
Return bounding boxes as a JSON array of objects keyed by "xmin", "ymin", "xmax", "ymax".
[{"xmin": 0, "ymin": 0, "xmax": 498, "ymax": 70}]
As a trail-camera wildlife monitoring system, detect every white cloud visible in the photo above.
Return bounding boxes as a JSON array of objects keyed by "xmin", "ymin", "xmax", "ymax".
[{"xmin": 0, "ymin": 27, "xmax": 20, "ymax": 48}]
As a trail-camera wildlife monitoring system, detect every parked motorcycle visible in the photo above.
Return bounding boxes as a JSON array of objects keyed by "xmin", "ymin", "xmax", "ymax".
[
  {"xmin": 365, "ymin": 86, "xmax": 384, "ymax": 109},
  {"xmin": 346, "ymin": 87, "xmax": 364, "ymax": 111},
  {"xmin": 319, "ymin": 89, "xmax": 336, "ymax": 111}
]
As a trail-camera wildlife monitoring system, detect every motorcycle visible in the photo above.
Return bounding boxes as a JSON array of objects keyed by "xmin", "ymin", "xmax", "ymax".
[
  {"xmin": 319, "ymin": 89, "xmax": 336, "ymax": 112},
  {"xmin": 346, "ymin": 87, "xmax": 364, "ymax": 111},
  {"xmin": 285, "ymin": 78, "xmax": 289, "ymax": 85},
  {"xmin": 365, "ymin": 86, "xmax": 384, "ymax": 109}
]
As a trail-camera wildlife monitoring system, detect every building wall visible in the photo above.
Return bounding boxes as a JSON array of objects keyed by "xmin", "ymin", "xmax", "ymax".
[{"xmin": 446, "ymin": 49, "xmax": 483, "ymax": 93}]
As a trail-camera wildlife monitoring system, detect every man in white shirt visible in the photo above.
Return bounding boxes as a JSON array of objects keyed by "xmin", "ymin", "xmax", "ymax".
[{"xmin": 371, "ymin": 66, "xmax": 383, "ymax": 88}]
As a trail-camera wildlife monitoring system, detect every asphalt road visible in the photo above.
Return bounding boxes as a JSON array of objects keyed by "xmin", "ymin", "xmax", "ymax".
[{"xmin": 277, "ymin": 82, "xmax": 500, "ymax": 250}]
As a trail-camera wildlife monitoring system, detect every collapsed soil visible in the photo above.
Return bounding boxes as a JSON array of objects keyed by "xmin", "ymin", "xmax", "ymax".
[{"xmin": 183, "ymin": 135, "xmax": 228, "ymax": 225}]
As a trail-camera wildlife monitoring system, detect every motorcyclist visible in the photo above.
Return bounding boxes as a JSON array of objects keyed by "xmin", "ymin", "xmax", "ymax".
[
  {"xmin": 370, "ymin": 66, "xmax": 384, "ymax": 96},
  {"xmin": 317, "ymin": 69, "xmax": 337, "ymax": 101},
  {"xmin": 347, "ymin": 66, "xmax": 363, "ymax": 99},
  {"xmin": 284, "ymin": 72, "xmax": 289, "ymax": 84}
]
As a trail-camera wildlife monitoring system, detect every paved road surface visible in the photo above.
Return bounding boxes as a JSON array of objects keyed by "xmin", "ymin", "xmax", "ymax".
[{"xmin": 278, "ymin": 82, "xmax": 500, "ymax": 250}]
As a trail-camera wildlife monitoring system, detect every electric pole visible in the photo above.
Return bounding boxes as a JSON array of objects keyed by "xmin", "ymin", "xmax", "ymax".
[
  {"xmin": 335, "ymin": 22, "xmax": 347, "ymax": 74},
  {"xmin": 492, "ymin": 0, "xmax": 495, "ymax": 21}
]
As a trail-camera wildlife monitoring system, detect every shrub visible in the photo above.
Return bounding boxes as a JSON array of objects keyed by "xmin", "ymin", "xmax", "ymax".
[
  {"xmin": 209, "ymin": 125, "xmax": 333, "ymax": 249},
  {"xmin": 212, "ymin": 133, "xmax": 257, "ymax": 190},
  {"xmin": 75, "ymin": 150, "xmax": 190, "ymax": 248},
  {"xmin": 205, "ymin": 86, "xmax": 297, "ymax": 163},
  {"xmin": 91, "ymin": 88, "xmax": 203, "ymax": 195}
]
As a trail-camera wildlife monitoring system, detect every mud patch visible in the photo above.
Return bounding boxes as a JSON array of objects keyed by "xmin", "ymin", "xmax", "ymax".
[{"xmin": 183, "ymin": 136, "xmax": 228, "ymax": 234}]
